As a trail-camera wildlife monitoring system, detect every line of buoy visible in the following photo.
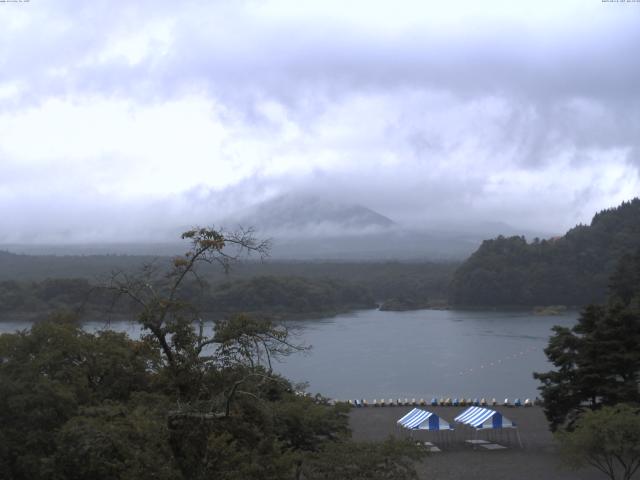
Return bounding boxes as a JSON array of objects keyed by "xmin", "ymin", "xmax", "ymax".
[
  {"xmin": 451, "ymin": 346, "xmax": 540, "ymax": 378},
  {"xmin": 335, "ymin": 397, "xmax": 539, "ymax": 408}
]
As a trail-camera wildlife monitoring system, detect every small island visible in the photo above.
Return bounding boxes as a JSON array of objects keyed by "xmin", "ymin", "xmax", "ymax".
[{"xmin": 533, "ymin": 305, "xmax": 567, "ymax": 316}]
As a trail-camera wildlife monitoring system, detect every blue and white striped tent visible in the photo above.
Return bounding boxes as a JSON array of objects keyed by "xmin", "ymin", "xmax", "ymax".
[
  {"xmin": 397, "ymin": 408, "xmax": 453, "ymax": 431},
  {"xmin": 454, "ymin": 406, "xmax": 516, "ymax": 429}
]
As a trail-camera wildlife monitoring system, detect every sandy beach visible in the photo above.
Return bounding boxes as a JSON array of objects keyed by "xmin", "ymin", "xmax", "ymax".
[{"xmin": 349, "ymin": 405, "xmax": 605, "ymax": 479}]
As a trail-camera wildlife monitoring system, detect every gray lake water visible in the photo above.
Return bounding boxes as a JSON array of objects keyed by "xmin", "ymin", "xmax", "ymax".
[
  {"xmin": 277, "ymin": 309, "xmax": 578, "ymax": 401},
  {"xmin": 0, "ymin": 308, "xmax": 578, "ymax": 401}
]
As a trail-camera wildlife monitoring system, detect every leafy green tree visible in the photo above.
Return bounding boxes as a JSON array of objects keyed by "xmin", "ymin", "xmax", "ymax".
[
  {"xmin": 0, "ymin": 314, "xmax": 156, "ymax": 480},
  {"xmin": 271, "ymin": 395, "xmax": 350, "ymax": 452},
  {"xmin": 299, "ymin": 438, "xmax": 426, "ymax": 480},
  {"xmin": 107, "ymin": 227, "xmax": 269, "ymax": 400},
  {"xmin": 0, "ymin": 227, "xmax": 426, "ymax": 480},
  {"xmin": 557, "ymin": 404, "xmax": 640, "ymax": 480},
  {"xmin": 214, "ymin": 314, "xmax": 307, "ymax": 372},
  {"xmin": 534, "ymin": 250, "xmax": 640, "ymax": 430},
  {"xmin": 54, "ymin": 398, "xmax": 181, "ymax": 480},
  {"xmin": 201, "ymin": 431, "xmax": 294, "ymax": 480}
]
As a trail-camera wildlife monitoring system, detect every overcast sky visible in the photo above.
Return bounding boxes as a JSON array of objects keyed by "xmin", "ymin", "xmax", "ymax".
[{"xmin": 1, "ymin": 0, "xmax": 639, "ymax": 243}]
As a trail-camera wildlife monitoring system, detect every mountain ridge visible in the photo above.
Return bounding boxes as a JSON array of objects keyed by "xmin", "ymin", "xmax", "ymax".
[{"xmin": 229, "ymin": 194, "xmax": 395, "ymax": 236}]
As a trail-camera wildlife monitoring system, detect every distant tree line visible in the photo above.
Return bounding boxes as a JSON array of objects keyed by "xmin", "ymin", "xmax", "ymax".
[
  {"xmin": 0, "ymin": 276, "xmax": 375, "ymax": 321},
  {"xmin": 0, "ymin": 263, "xmax": 457, "ymax": 319},
  {"xmin": 450, "ymin": 198, "xmax": 640, "ymax": 307},
  {"xmin": 0, "ymin": 278, "xmax": 97, "ymax": 313},
  {"xmin": 206, "ymin": 276, "xmax": 376, "ymax": 317}
]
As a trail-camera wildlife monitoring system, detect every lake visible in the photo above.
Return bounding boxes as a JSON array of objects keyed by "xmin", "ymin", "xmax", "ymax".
[
  {"xmin": 278, "ymin": 309, "xmax": 579, "ymax": 401},
  {"xmin": 0, "ymin": 308, "xmax": 578, "ymax": 401}
]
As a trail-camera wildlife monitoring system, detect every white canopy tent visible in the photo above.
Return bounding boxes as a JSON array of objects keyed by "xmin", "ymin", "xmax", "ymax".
[
  {"xmin": 396, "ymin": 408, "xmax": 455, "ymax": 448},
  {"xmin": 397, "ymin": 408, "xmax": 453, "ymax": 431},
  {"xmin": 454, "ymin": 406, "xmax": 522, "ymax": 447}
]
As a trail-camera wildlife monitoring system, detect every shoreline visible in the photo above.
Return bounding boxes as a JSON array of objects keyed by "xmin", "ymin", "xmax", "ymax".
[{"xmin": 0, "ymin": 304, "xmax": 583, "ymax": 324}]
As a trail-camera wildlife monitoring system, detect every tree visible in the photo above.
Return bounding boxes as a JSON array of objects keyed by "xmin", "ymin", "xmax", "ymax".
[
  {"xmin": 213, "ymin": 313, "xmax": 308, "ymax": 417},
  {"xmin": 557, "ymin": 404, "xmax": 640, "ymax": 480},
  {"xmin": 0, "ymin": 227, "xmax": 427, "ymax": 480},
  {"xmin": 0, "ymin": 314, "xmax": 158, "ymax": 480},
  {"xmin": 609, "ymin": 249, "xmax": 640, "ymax": 307},
  {"xmin": 102, "ymin": 226, "xmax": 387, "ymax": 478},
  {"xmin": 533, "ymin": 305, "xmax": 640, "ymax": 430},
  {"xmin": 298, "ymin": 438, "xmax": 426, "ymax": 480},
  {"xmin": 53, "ymin": 397, "xmax": 181, "ymax": 480},
  {"xmin": 534, "ymin": 250, "xmax": 640, "ymax": 431},
  {"xmin": 107, "ymin": 227, "xmax": 270, "ymax": 399}
]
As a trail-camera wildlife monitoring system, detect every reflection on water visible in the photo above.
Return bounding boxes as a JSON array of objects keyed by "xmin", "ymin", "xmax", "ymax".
[{"xmin": 0, "ymin": 308, "xmax": 578, "ymax": 401}]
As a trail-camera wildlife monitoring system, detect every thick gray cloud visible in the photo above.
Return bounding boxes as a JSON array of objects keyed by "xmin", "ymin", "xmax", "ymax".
[
  {"xmin": 0, "ymin": 0, "xmax": 638, "ymax": 243},
  {"xmin": 4, "ymin": 1, "xmax": 638, "ymax": 106}
]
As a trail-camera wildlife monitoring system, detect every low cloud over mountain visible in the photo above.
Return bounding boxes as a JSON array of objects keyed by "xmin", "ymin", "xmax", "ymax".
[{"xmin": 231, "ymin": 194, "xmax": 395, "ymax": 237}]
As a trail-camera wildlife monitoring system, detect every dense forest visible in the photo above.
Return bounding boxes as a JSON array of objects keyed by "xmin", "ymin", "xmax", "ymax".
[
  {"xmin": 450, "ymin": 198, "xmax": 640, "ymax": 307},
  {"xmin": 0, "ymin": 254, "xmax": 456, "ymax": 320},
  {"xmin": 0, "ymin": 314, "xmax": 425, "ymax": 480},
  {"xmin": 0, "ymin": 228, "xmax": 425, "ymax": 480},
  {"xmin": 0, "ymin": 276, "xmax": 376, "ymax": 320}
]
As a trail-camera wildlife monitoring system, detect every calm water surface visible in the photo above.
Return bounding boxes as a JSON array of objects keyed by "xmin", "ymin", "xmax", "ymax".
[
  {"xmin": 0, "ymin": 309, "xmax": 578, "ymax": 401},
  {"xmin": 277, "ymin": 309, "xmax": 578, "ymax": 401}
]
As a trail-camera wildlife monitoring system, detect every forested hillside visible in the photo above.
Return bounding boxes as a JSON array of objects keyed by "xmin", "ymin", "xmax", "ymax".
[
  {"xmin": 0, "ymin": 253, "xmax": 456, "ymax": 320},
  {"xmin": 206, "ymin": 276, "xmax": 376, "ymax": 317},
  {"xmin": 0, "ymin": 276, "xmax": 376, "ymax": 321},
  {"xmin": 450, "ymin": 198, "xmax": 640, "ymax": 307}
]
